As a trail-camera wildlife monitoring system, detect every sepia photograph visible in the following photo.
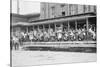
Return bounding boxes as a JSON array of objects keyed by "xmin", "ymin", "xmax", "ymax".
[{"xmin": 10, "ymin": 0, "xmax": 97, "ymax": 67}]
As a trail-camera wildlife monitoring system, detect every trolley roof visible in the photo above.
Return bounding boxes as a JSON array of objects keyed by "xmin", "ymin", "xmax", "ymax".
[{"xmin": 11, "ymin": 12, "xmax": 96, "ymax": 26}]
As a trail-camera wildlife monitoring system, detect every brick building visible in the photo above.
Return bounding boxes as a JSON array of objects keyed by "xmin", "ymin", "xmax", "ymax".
[{"xmin": 40, "ymin": 2, "xmax": 96, "ymax": 19}]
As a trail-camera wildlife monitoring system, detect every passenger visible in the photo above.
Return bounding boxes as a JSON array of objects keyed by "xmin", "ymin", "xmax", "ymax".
[
  {"xmin": 63, "ymin": 29, "xmax": 69, "ymax": 41},
  {"xmin": 74, "ymin": 29, "xmax": 79, "ymax": 41},
  {"xmin": 82, "ymin": 28, "xmax": 87, "ymax": 40},
  {"xmin": 28, "ymin": 31, "xmax": 34, "ymax": 42},
  {"xmin": 48, "ymin": 28, "xmax": 55, "ymax": 41},
  {"xmin": 14, "ymin": 31, "xmax": 22, "ymax": 47},
  {"xmin": 12, "ymin": 35, "xmax": 19, "ymax": 50},
  {"xmin": 56, "ymin": 27, "xmax": 63, "ymax": 41},
  {"xmin": 37, "ymin": 29, "xmax": 44, "ymax": 41},
  {"xmin": 89, "ymin": 27, "xmax": 96, "ymax": 40},
  {"xmin": 25, "ymin": 32, "xmax": 30, "ymax": 42},
  {"xmin": 43, "ymin": 30, "xmax": 50, "ymax": 41},
  {"xmin": 77, "ymin": 28, "xmax": 83, "ymax": 41},
  {"xmin": 23, "ymin": 32, "xmax": 28, "ymax": 42},
  {"xmin": 91, "ymin": 24, "xmax": 96, "ymax": 40},
  {"xmin": 20, "ymin": 31, "xmax": 25, "ymax": 42},
  {"xmin": 78, "ymin": 28, "xmax": 86, "ymax": 41},
  {"xmin": 33, "ymin": 29, "xmax": 38, "ymax": 41},
  {"xmin": 68, "ymin": 29, "xmax": 75, "ymax": 41}
]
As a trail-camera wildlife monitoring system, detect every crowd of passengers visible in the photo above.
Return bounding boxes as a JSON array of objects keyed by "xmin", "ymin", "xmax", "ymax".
[
  {"xmin": 11, "ymin": 24, "xmax": 96, "ymax": 50},
  {"xmin": 11, "ymin": 24, "xmax": 96, "ymax": 43}
]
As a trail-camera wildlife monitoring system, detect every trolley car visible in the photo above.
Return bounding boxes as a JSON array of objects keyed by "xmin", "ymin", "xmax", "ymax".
[{"xmin": 11, "ymin": 13, "xmax": 96, "ymax": 50}]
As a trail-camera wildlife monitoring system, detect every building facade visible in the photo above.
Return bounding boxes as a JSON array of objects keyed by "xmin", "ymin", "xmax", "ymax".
[{"xmin": 40, "ymin": 2, "xmax": 96, "ymax": 19}]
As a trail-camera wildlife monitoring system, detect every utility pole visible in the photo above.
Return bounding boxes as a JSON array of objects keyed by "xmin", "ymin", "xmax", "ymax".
[{"xmin": 17, "ymin": 0, "xmax": 20, "ymax": 14}]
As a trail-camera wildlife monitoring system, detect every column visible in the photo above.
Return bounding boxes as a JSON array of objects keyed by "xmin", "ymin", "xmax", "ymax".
[
  {"xmin": 61, "ymin": 23, "xmax": 63, "ymax": 32},
  {"xmin": 43, "ymin": 24, "xmax": 45, "ymax": 31},
  {"xmin": 86, "ymin": 18, "xmax": 89, "ymax": 40},
  {"xmin": 26, "ymin": 26, "xmax": 28, "ymax": 33},
  {"xmin": 48, "ymin": 24, "xmax": 50, "ymax": 29},
  {"xmin": 68, "ymin": 21, "xmax": 70, "ymax": 31},
  {"xmin": 37, "ymin": 25, "xmax": 39, "ymax": 31},
  {"xmin": 54, "ymin": 23, "xmax": 56, "ymax": 32},
  {"xmin": 75, "ymin": 20, "xmax": 77, "ymax": 31},
  {"xmin": 75, "ymin": 20, "xmax": 77, "ymax": 41}
]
